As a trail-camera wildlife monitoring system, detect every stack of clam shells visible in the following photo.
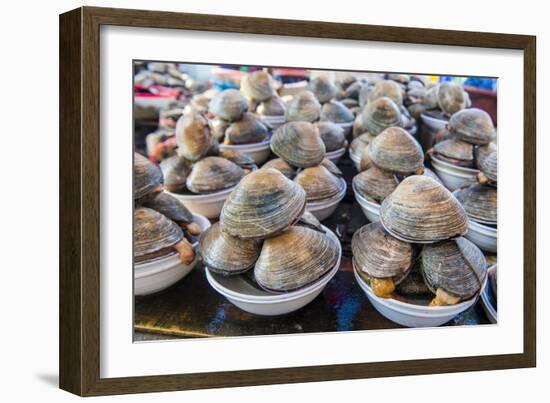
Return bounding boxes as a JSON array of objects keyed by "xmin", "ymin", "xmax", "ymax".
[
  {"xmin": 331, "ymin": 74, "xmax": 370, "ymax": 115},
  {"xmin": 353, "ymin": 174, "xmax": 488, "ymax": 312},
  {"xmin": 241, "ymin": 70, "xmax": 287, "ymax": 129},
  {"xmin": 429, "ymin": 107, "xmax": 497, "ymax": 191},
  {"xmin": 263, "ymin": 121, "xmax": 347, "ymax": 220},
  {"xmin": 200, "ymin": 169, "xmax": 340, "ymax": 301}
]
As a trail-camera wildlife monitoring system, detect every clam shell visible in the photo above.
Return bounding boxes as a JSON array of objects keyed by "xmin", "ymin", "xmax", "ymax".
[
  {"xmin": 453, "ymin": 184, "xmax": 497, "ymax": 225},
  {"xmin": 433, "ymin": 138, "xmax": 474, "ymax": 162},
  {"xmin": 437, "ymin": 82, "xmax": 466, "ymax": 115},
  {"xmin": 359, "ymin": 144, "xmax": 372, "ymax": 171},
  {"xmin": 350, "ymin": 133, "xmax": 375, "ymax": 160},
  {"xmin": 159, "ymin": 155, "xmax": 192, "ymax": 193},
  {"xmin": 285, "ymin": 91, "xmax": 321, "ymax": 123},
  {"xmin": 186, "ymin": 156, "xmax": 244, "ymax": 194},
  {"xmin": 261, "ymin": 158, "xmax": 296, "ymax": 179},
  {"xmin": 422, "ymin": 85, "xmax": 439, "ymax": 109},
  {"xmin": 361, "ymin": 97, "xmax": 403, "ymax": 135},
  {"xmin": 199, "ymin": 222, "xmax": 261, "ymax": 276},
  {"xmin": 297, "ymin": 210, "xmax": 324, "ymax": 232},
  {"xmin": 257, "ymin": 95, "xmax": 286, "ymax": 116},
  {"xmin": 209, "ymin": 117, "xmax": 230, "ymax": 142},
  {"xmin": 368, "ymin": 80, "xmax": 403, "ymax": 105},
  {"xmin": 380, "ymin": 175, "xmax": 469, "ymax": 243},
  {"xmin": 320, "ymin": 158, "xmax": 343, "ymax": 177},
  {"xmin": 254, "ymin": 226, "xmax": 339, "ymax": 292},
  {"xmin": 209, "ymin": 89, "xmax": 248, "ymax": 121},
  {"xmin": 352, "ymin": 166, "xmax": 398, "ymax": 202},
  {"xmin": 343, "ymin": 80, "xmax": 366, "ymax": 100},
  {"xmin": 294, "ymin": 165, "xmax": 345, "ymax": 202},
  {"xmin": 388, "ymin": 74, "xmax": 410, "ymax": 84},
  {"xmin": 352, "ymin": 114, "xmax": 368, "ymax": 138},
  {"xmin": 225, "ymin": 112, "xmax": 269, "ymax": 144},
  {"xmin": 175, "ymin": 112, "xmax": 211, "ymax": 161},
  {"xmin": 240, "ymin": 71, "xmax": 275, "ymax": 102},
  {"xmin": 476, "ymin": 144, "xmax": 498, "ymax": 183},
  {"xmin": 420, "ymin": 237, "xmax": 487, "ymax": 300},
  {"xmin": 315, "ymin": 121, "xmax": 346, "ymax": 151},
  {"xmin": 368, "ymin": 127, "xmax": 424, "ymax": 174},
  {"xmin": 448, "ymin": 108, "xmax": 496, "ymax": 145},
  {"xmin": 309, "ymin": 76, "xmax": 337, "ymax": 103},
  {"xmin": 220, "ymin": 168, "xmax": 306, "ymax": 239},
  {"xmin": 134, "ymin": 207, "xmax": 183, "ymax": 261},
  {"xmin": 143, "ymin": 192, "xmax": 194, "ymax": 225},
  {"xmin": 134, "ymin": 152, "xmax": 163, "ymax": 201},
  {"xmin": 218, "ymin": 149, "xmax": 257, "ymax": 171},
  {"xmin": 320, "ymin": 100, "xmax": 354, "ymax": 123},
  {"xmin": 271, "ymin": 122, "xmax": 326, "ymax": 168},
  {"xmin": 352, "ymin": 222, "xmax": 413, "ymax": 280}
]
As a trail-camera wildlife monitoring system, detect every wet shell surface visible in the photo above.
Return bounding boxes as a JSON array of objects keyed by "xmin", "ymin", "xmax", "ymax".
[
  {"xmin": 186, "ymin": 156, "xmax": 244, "ymax": 194},
  {"xmin": 453, "ymin": 184, "xmax": 497, "ymax": 225},
  {"xmin": 143, "ymin": 192, "xmax": 194, "ymax": 225},
  {"xmin": 367, "ymin": 80, "xmax": 404, "ymax": 105},
  {"xmin": 420, "ymin": 237, "xmax": 487, "ymax": 300},
  {"xmin": 254, "ymin": 226, "xmax": 339, "ymax": 292},
  {"xmin": 433, "ymin": 138, "xmax": 474, "ymax": 163},
  {"xmin": 175, "ymin": 112, "xmax": 212, "ymax": 161},
  {"xmin": 240, "ymin": 71, "xmax": 275, "ymax": 102},
  {"xmin": 294, "ymin": 165, "xmax": 345, "ymax": 202},
  {"xmin": 320, "ymin": 100, "xmax": 355, "ymax": 123},
  {"xmin": 352, "ymin": 222, "xmax": 413, "ymax": 280},
  {"xmin": 448, "ymin": 108, "xmax": 496, "ymax": 145},
  {"xmin": 159, "ymin": 155, "xmax": 192, "ymax": 193},
  {"xmin": 309, "ymin": 76, "xmax": 337, "ymax": 103},
  {"xmin": 134, "ymin": 207, "xmax": 183, "ymax": 261},
  {"xmin": 285, "ymin": 91, "xmax": 321, "ymax": 123},
  {"xmin": 209, "ymin": 89, "xmax": 248, "ymax": 121},
  {"xmin": 224, "ymin": 113, "xmax": 269, "ymax": 144},
  {"xmin": 368, "ymin": 127, "xmax": 424, "ymax": 174},
  {"xmin": 380, "ymin": 175, "xmax": 469, "ymax": 243},
  {"xmin": 257, "ymin": 96, "xmax": 286, "ymax": 116},
  {"xmin": 361, "ymin": 96, "xmax": 403, "ymax": 135},
  {"xmin": 437, "ymin": 82, "xmax": 466, "ymax": 115},
  {"xmin": 260, "ymin": 158, "xmax": 296, "ymax": 179},
  {"xmin": 353, "ymin": 166, "xmax": 399, "ymax": 203},
  {"xmin": 315, "ymin": 121, "xmax": 347, "ymax": 151},
  {"xmin": 199, "ymin": 222, "xmax": 261, "ymax": 276},
  {"xmin": 134, "ymin": 152, "xmax": 163, "ymax": 201},
  {"xmin": 271, "ymin": 122, "xmax": 326, "ymax": 168},
  {"xmin": 220, "ymin": 168, "xmax": 306, "ymax": 239}
]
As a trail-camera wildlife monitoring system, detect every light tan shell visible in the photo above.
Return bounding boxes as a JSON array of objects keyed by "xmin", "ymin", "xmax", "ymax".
[
  {"xmin": 175, "ymin": 112, "xmax": 212, "ymax": 161},
  {"xmin": 380, "ymin": 175, "xmax": 469, "ymax": 243},
  {"xmin": 368, "ymin": 127, "xmax": 424, "ymax": 174},
  {"xmin": 433, "ymin": 138, "xmax": 474, "ymax": 162},
  {"xmin": 361, "ymin": 97, "xmax": 403, "ymax": 135},
  {"xmin": 271, "ymin": 122, "xmax": 326, "ymax": 168},
  {"xmin": 367, "ymin": 80, "xmax": 403, "ymax": 105},
  {"xmin": 352, "ymin": 166, "xmax": 398, "ymax": 202},
  {"xmin": 294, "ymin": 165, "xmax": 345, "ymax": 202},
  {"xmin": 209, "ymin": 117, "xmax": 230, "ymax": 142},
  {"xmin": 257, "ymin": 96, "xmax": 286, "ymax": 116},
  {"xmin": 240, "ymin": 71, "xmax": 275, "ymax": 102},
  {"xmin": 350, "ymin": 133, "xmax": 376, "ymax": 160},
  {"xmin": 320, "ymin": 158, "xmax": 343, "ymax": 177},
  {"xmin": 186, "ymin": 156, "xmax": 244, "ymax": 194},
  {"xmin": 309, "ymin": 76, "xmax": 337, "ymax": 103},
  {"xmin": 453, "ymin": 184, "xmax": 497, "ymax": 225},
  {"xmin": 260, "ymin": 158, "xmax": 296, "ymax": 179},
  {"xmin": 254, "ymin": 226, "xmax": 339, "ymax": 292},
  {"xmin": 359, "ymin": 144, "xmax": 373, "ymax": 171},
  {"xmin": 224, "ymin": 112, "xmax": 269, "ymax": 144},
  {"xmin": 448, "ymin": 108, "xmax": 496, "ymax": 145},
  {"xmin": 315, "ymin": 121, "xmax": 347, "ymax": 151},
  {"xmin": 437, "ymin": 82, "xmax": 466, "ymax": 115},
  {"xmin": 209, "ymin": 89, "xmax": 248, "ymax": 121},
  {"xmin": 285, "ymin": 91, "xmax": 321, "ymax": 123}
]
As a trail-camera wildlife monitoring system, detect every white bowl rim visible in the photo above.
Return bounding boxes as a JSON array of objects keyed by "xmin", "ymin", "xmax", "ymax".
[
  {"xmin": 430, "ymin": 154, "xmax": 480, "ymax": 174},
  {"xmin": 325, "ymin": 147, "xmax": 347, "ymax": 157},
  {"xmin": 469, "ymin": 219, "xmax": 498, "ymax": 236},
  {"xmin": 205, "ymin": 225, "xmax": 342, "ymax": 303},
  {"xmin": 165, "ymin": 185, "xmax": 235, "ymax": 201},
  {"xmin": 335, "ymin": 121, "xmax": 354, "ymax": 127},
  {"xmin": 352, "ymin": 182, "xmax": 382, "ymax": 210},
  {"xmin": 306, "ymin": 178, "xmax": 347, "ymax": 208},
  {"xmin": 218, "ymin": 138, "xmax": 271, "ymax": 151},
  {"xmin": 420, "ymin": 112, "xmax": 448, "ymax": 124}
]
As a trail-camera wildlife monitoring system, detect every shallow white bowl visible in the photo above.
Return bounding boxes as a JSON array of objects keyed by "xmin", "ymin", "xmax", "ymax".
[
  {"xmin": 349, "ymin": 149, "xmax": 362, "ymax": 172},
  {"xmin": 205, "ymin": 226, "xmax": 342, "ymax": 316},
  {"xmin": 465, "ymin": 219, "xmax": 497, "ymax": 253},
  {"xmin": 325, "ymin": 147, "xmax": 347, "ymax": 163},
  {"xmin": 166, "ymin": 186, "xmax": 234, "ymax": 219},
  {"xmin": 430, "ymin": 154, "xmax": 479, "ymax": 191},
  {"xmin": 480, "ymin": 268, "xmax": 497, "ymax": 324},
  {"xmin": 306, "ymin": 179, "xmax": 347, "ymax": 221},
  {"xmin": 353, "ymin": 184, "xmax": 381, "ymax": 223},
  {"xmin": 336, "ymin": 121, "xmax": 353, "ymax": 137},
  {"xmin": 134, "ymin": 214, "xmax": 211, "ymax": 296},
  {"xmin": 354, "ymin": 268, "xmax": 480, "ymax": 327},
  {"xmin": 219, "ymin": 138, "xmax": 272, "ymax": 165},
  {"xmin": 421, "ymin": 113, "xmax": 447, "ymax": 132}
]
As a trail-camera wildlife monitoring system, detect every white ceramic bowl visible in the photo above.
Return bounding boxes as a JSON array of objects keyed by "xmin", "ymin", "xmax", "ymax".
[
  {"xmin": 134, "ymin": 214, "xmax": 211, "ymax": 296},
  {"xmin": 219, "ymin": 138, "xmax": 272, "ymax": 165},
  {"xmin": 349, "ymin": 149, "xmax": 362, "ymax": 172},
  {"xmin": 166, "ymin": 186, "xmax": 234, "ymax": 219},
  {"xmin": 430, "ymin": 154, "xmax": 479, "ymax": 191},
  {"xmin": 353, "ymin": 184, "xmax": 381, "ymax": 223},
  {"xmin": 465, "ymin": 219, "xmax": 497, "ymax": 253},
  {"xmin": 325, "ymin": 147, "xmax": 347, "ymax": 163},
  {"xmin": 354, "ymin": 268, "xmax": 481, "ymax": 327},
  {"xmin": 306, "ymin": 179, "xmax": 347, "ymax": 221},
  {"xmin": 421, "ymin": 113, "xmax": 448, "ymax": 132},
  {"xmin": 336, "ymin": 121, "xmax": 353, "ymax": 137},
  {"xmin": 205, "ymin": 226, "xmax": 342, "ymax": 315},
  {"xmin": 260, "ymin": 115, "xmax": 286, "ymax": 130},
  {"xmin": 480, "ymin": 269, "xmax": 497, "ymax": 324}
]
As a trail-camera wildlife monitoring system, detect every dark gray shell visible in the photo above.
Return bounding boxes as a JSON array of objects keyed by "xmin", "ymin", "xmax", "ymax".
[
  {"xmin": 420, "ymin": 237, "xmax": 487, "ymax": 300},
  {"xmin": 186, "ymin": 157, "xmax": 244, "ymax": 194},
  {"xmin": 271, "ymin": 122, "xmax": 326, "ymax": 168},
  {"xmin": 260, "ymin": 158, "xmax": 296, "ymax": 179},
  {"xmin": 380, "ymin": 175, "xmax": 469, "ymax": 243},
  {"xmin": 320, "ymin": 100, "xmax": 355, "ymax": 123},
  {"xmin": 254, "ymin": 226, "xmax": 339, "ymax": 292},
  {"xmin": 433, "ymin": 138, "xmax": 474, "ymax": 162},
  {"xmin": 367, "ymin": 80, "xmax": 403, "ymax": 105},
  {"xmin": 315, "ymin": 121, "xmax": 346, "ymax": 151},
  {"xmin": 199, "ymin": 222, "xmax": 261, "ymax": 276},
  {"xmin": 353, "ymin": 166, "xmax": 398, "ymax": 203},
  {"xmin": 134, "ymin": 207, "xmax": 183, "ymax": 260},
  {"xmin": 220, "ymin": 168, "xmax": 306, "ymax": 239},
  {"xmin": 294, "ymin": 165, "xmax": 345, "ymax": 202},
  {"xmin": 285, "ymin": 91, "xmax": 321, "ymax": 123},
  {"xmin": 437, "ymin": 82, "xmax": 466, "ymax": 115},
  {"xmin": 175, "ymin": 112, "xmax": 212, "ymax": 161},
  {"xmin": 218, "ymin": 149, "xmax": 257, "ymax": 171},
  {"xmin": 143, "ymin": 192, "xmax": 194, "ymax": 225},
  {"xmin": 453, "ymin": 184, "xmax": 497, "ymax": 225},
  {"xmin": 240, "ymin": 71, "xmax": 275, "ymax": 102},
  {"xmin": 368, "ymin": 127, "xmax": 424, "ymax": 174},
  {"xmin": 209, "ymin": 89, "xmax": 248, "ymax": 121},
  {"xmin": 257, "ymin": 96, "xmax": 286, "ymax": 116},
  {"xmin": 352, "ymin": 222, "xmax": 413, "ymax": 280},
  {"xmin": 225, "ymin": 113, "xmax": 269, "ymax": 144},
  {"xmin": 159, "ymin": 155, "xmax": 192, "ymax": 193},
  {"xmin": 309, "ymin": 76, "xmax": 337, "ymax": 103},
  {"xmin": 448, "ymin": 108, "xmax": 496, "ymax": 145},
  {"xmin": 361, "ymin": 96, "xmax": 403, "ymax": 135},
  {"xmin": 134, "ymin": 152, "xmax": 163, "ymax": 201}
]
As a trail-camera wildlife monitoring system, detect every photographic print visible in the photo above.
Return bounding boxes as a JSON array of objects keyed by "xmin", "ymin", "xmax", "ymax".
[{"xmin": 133, "ymin": 62, "xmax": 498, "ymax": 340}]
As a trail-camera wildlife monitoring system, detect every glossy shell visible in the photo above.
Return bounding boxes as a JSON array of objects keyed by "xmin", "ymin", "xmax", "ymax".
[
  {"xmin": 453, "ymin": 184, "xmax": 497, "ymax": 225},
  {"xmin": 294, "ymin": 165, "xmax": 345, "ymax": 202},
  {"xmin": 271, "ymin": 122, "xmax": 326, "ymax": 168},
  {"xmin": 285, "ymin": 91, "xmax": 321, "ymax": 123},
  {"xmin": 309, "ymin": 76, "xmax": 337, "ymax": 103},
  {"xmin": 220, "ymin": 168, "xmax": 306, "ymax": 239},
  {"xmin": 225, "ymin": 113, "xmax": 269, "ymax": 144},
  {"xmin": 437, "ymin": 82, "xmax": 466, "ymax": 115},
  {"xmin": 134, "ymin": 207, "xmax": 183, "ymax": 261},
  {"xmin": 320, "ymin": 100, "xmax": 354, "ymax": 123},
  {"xmin": 175, "ymin": 112, "xmax": 212, "ymax": 161},
  {"xmin": 315, "ymin": 121, "xmax": 346, "ymax": 151},
  {"xmin": 353, "ymin": 166, "xmax": 399, "ymax": 202},
  {"xmin": 254, "ymin": 226, "xmax": 339, "ymax": 292},
  {"xmin": 420, "ymin": 237, "xmax": 487, "ymax": 300},
  {"xmin": 159, "ymin": 155, "xmax": 192, "ymax": 193},
  {"xmin": 134, "ymin": 152, "xmax": 163, "ymax": 201},
  {"xmin": 143, "ymin": 192, "xmax": 194, "ymax": 224},
  {"xmin": 240, "ymin": 71, "xmax": 275, "ymax": 102},
  {"xmin": 368, "ymin": 127, "xmax": 424, "ymax": 174},
  {"xmin": 367, "ymin": 80, "xmax": 403, "ymax": 105},
  {"xmin": 209, "ymin": 89, "xmax": 248, "ymax": 121},
  {"xmin": 448, "ymin": 108, "xmax": 496, "ymax": 145},
  {"xmin": 260, "ymin": 158, "xmax": 296, "ymax": 179},
  {"xmin": 380, "ymin": 175, "xmax": 469, "ymax": 243},
  {"xmin": 361, "ymin": 97, "xmax": 403, "ymax": 135},
  {"xmin": 186, "ymin": 157, "xmax": 244, "ymax": 194},
  {"xmin": 199, "ymin": 222, "xmax": 261, "ymax": 276}
]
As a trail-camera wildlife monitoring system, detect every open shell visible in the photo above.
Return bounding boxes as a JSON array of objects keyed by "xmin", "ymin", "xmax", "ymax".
[
  {"xmin": 271, "ymin": 122, "xmax": 326, "ymax": 168},
  {"xmin": 134, "ymin": 207, "xmax": 183, "ymax": 262},
  {"xmin": 353, "ymin": 166, "xmax": 399, "ymax": 202},
  {"xmin": 240, "ymin": 71, "xmax": 275, "ymax": 102},
  {"xmin": 309, "ymin": 76, "xmax": 337, "ymax": 103},
  {"xmin": 368, "ymin": 127, "xmax": 424, "ymax": 174},
  {"xmin": 224, "ymin": 112, "xmax": 269, "ymax": 145},
  {"xmin": 315, "ymin": 121, "xmax": 347, "ymax": 151},
  {"xmin": 320, "ymin": 100, "xmax": 354, "ymax": 123},
  {"xmin": 453, "ymin": 184, "xmax": 497, "ymax": 225},
  {"xmin": 175, "ymin": 112, "xmax": 212, "ymax": 161},
  {"xmin": 294, "ymin": 165, "xmax": 345, "ymax": 202},
  {"xmin": 186, "ymin": 156, "xmax": 244, "ymax": 194},
  {"xmin": 285, "ymin": 91, "xmax": 321, "ymax": 123},
  {"xmin": 380, "ymin": 175, "xmax": 469, "ymax": 243},
  {"xmin": 254, "ymin": 226, "xmax": 339, "ymax": 292},
  {"xmin": 361, "ymin": 97, "xmax": 403, "ymax": 135},
  {"xmin": 448, "ymin": 108, "xmax": 496, "ymax": 145},
  {"xmin": 220, "ymin": 168, "xmax": 306, "ymax": 239},
  {"xmin": 437, "ymin": 82, "xmax": 466, "ymax": 115},
  {"xmin": 209, "ymin": 89, "xmax": 248, "ymax": 122},
  {"xmin": 134, "ymin": 152, "xmax": 163, "ymax": 202}
]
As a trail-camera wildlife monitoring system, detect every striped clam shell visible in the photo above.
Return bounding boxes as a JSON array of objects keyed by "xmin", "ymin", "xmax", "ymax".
[
  {"xmin": 260, "ymin": 158, "xmax": 296, "ymax": 179},
  {"xmin": 361, "ymin": 97, "xmax": 403, "ymax": 135},
  {"xmin": 315, "ymin": 121, "xmax": 346, "ymax": 151},
  {"xmin": 433, "ymin": 138, "xmax": 474, "ymax": 162},
  {"xmin": 175, "ymin": 112, "xmax": 212, "ymax": 161},
  {"xmin": 320, "ymin": 100, "xmax": 355, "ymax": 123},
  {"xmin": 476, "ymin": 143, "xmax": 498, "ymax": 183},
  {"xmin": 186, "ymin": 157, "xmax": 244, "ymax": 194},
  {"xmin": 294, "ymin": 165, "xmax": 345, "ymax": 202},
  {"xmin": 209, "ymin": 89, "xmax": 248, "ymax": 122},
  {"xmin": 350, "ymin": 132, "xmax": 376, "ymax": 161},
  {"xmin": 285, "ymin": 91, "xmax": 321, "ymax": 123},
  {"xmin": 453, "ymin": 184, "xmax": 497, "ymax": 225},
  {"xmin": 271, "ymin": 121, "xmax": 326, "ymax": 168},
  {"xmin": 367, "ymin": 80, "xmax": 403, "ymax": 105},
  {"xmin": 134, "ymin": 207, "xmax": 183, "ymax": 260},
  {"xmin": 159, "ymin": 155, "xmax": 192, "ymax": 193},
  {"xmin": 368, "ymin": 127, "xmax": 424, "ymax": 174},
  {"xmin": 225, "ymin": 112, "xmax": 269, "ymax": 144},
  {"xmin": 352, "ymin": 166, "xmax": 399, "ymax": 203},
  {"xmin": 309, "ymin": 76, "xmax": 337, "ymax": 103},
  {"xmin": 257, "ymin": 95, "xmax": 286, "ymax": 116},
  {"xmin": 240, "ymin": 71, "xmax": 275, "ymax": 102},
  {"xmin": 134, "ymin": 152, "xmax": 163, "ymax": 202},
  {"xmin": 436, "ymin": 82, "xmax": 467, "ymax": 115},
  {"xmin": 448, "ymin": 108, "xmax": 496, "ymax": 145}
]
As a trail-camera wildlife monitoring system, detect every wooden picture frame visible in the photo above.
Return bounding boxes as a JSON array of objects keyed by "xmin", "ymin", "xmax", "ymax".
[{"xmin": 59, "ymin": 6, "xmax": 536, "ymax": 396}]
